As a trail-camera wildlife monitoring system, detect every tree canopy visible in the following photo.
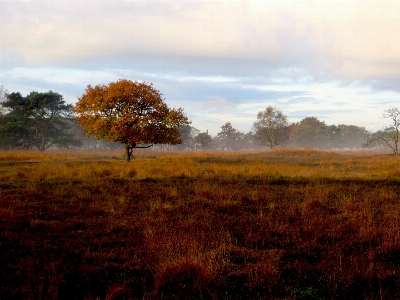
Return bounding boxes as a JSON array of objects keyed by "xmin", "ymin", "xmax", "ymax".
[
  {"xmin": 290, "ymin": 117, "xmax": 328, "ymax": 149},
  {"xmin": 195, "ymin": 131, "xmax": 213, "ymax": 150},
  {"xmin": 253, "ymin": 106, "xmax": 289, "ymax": 149},
  {"xmin": 217, "ymin": 122, "xmax": 244, "ymax": 150},
  {"xmin": 73, "ymin": 79, "xmax": 190, "ymax": 161},
  {"xmin": 0, "ymin": 90, "xmax": 81, "ymax": 150}
]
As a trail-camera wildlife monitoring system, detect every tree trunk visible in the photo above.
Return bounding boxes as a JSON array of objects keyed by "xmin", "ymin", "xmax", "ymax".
[
  {"xmin": 125, "ymin": 144, "xmax": 136, "ymax": 162},
  {"xmin": 40, "ymin": 133, "xmax": 46, "ymax": 151},
  {"xmin": 125, "ymin": 145, "xmax": 132, "ymax": 162},
  {"xmin": 125, "ymin": 143, "xmax": 153, "ymax": 161}
]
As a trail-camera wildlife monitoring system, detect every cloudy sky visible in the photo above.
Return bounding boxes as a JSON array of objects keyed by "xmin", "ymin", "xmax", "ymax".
[{"xmin": 1, "ymin": 0, "xmax": 400, "ymax": 135}]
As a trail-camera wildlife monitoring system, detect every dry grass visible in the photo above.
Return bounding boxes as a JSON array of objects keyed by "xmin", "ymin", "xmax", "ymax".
[
  {"xmin": 1, "ymin": 148, "xmax": 400, "ymax": 299},
  {"xmin": 1, "ymin": 149, "xmax": 399, "ymax": 182}
]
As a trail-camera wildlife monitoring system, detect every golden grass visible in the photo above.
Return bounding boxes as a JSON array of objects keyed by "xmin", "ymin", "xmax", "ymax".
[{"xmin": 1, "ymin": 148, "xmax": 399, "ymax": 182}]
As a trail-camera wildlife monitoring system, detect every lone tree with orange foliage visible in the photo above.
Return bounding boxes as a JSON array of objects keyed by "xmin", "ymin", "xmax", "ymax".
[{"xmin": 74, "ymin": 79, "xmax": 190, "ymax": 161}]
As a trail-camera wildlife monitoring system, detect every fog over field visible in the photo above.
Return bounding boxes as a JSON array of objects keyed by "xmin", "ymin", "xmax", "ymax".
[{"xmin": 1, "ymin": 0, "xmax": 400, "ymax": 134}]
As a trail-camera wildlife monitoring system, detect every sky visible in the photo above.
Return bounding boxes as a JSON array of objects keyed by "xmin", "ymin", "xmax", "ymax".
[{"xmin": 1, "ymin": 0, "xmax": 400, "ymax": 135}]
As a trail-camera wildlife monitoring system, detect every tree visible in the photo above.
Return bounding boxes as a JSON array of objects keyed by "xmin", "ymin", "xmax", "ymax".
[
  {"xmin": 176, "ymin": 125, "xmax": 200, "ymax": 150},
  {"xmin": 253, "ymin": 106, "xmax": 289, "ymax": 149},
  {"xmin": 319, "ymin": 125, "xmax": 341, "ymax": 150},
  {"xmin": 217, "ymin": 122, "xmax": 244, "ymax": 150},
  {"xmin": 0, "ymin": 90, "xmax": 81, "ymax": 150},
  {"xmin": 0, "ymin": 92, "xmax": 32, "ymax": 149},
  {"xmin": 195, "ymin": 131, "xmax": 213, "ymax": 150},
  {"xmin": 0, "ymin": 85, "xmax": 7, "ymax": 115},
  {"xmin": 336, "ymin": 124, "xmax": 368, "ymax": 149},
  {"xmin": 232, "ymin": 131, "xmax": 255, "ymax": 150},
  {"xmin": 73, "ymin": 79, "xmax": 190, "ymax": 161},
  {"xmin": 290, "ymin": 117, "xmax": 328, "ymax": 149},
  {"xmin": 366, "ymin": 107, "xmax": 400, "ymax": 155}
]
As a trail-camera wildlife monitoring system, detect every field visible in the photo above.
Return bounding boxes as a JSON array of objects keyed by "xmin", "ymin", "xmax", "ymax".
[{"xmin": 2, "ymin": 149, "xmax": 400, "ymax": 299}]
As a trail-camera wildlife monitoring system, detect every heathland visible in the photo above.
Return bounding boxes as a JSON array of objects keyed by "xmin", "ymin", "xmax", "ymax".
[{"xmin": 1, "ymin": 149, "xmax": 400, "ymax": 299}]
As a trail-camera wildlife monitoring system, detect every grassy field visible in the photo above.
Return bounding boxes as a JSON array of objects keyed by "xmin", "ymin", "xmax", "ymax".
[{"xmin": 1, "ymin": 149, "xmax": 400, "ymax": 299}]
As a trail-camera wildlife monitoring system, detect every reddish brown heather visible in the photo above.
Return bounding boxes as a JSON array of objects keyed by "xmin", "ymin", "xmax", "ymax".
[{"xmin": 1, "ymin": 149, "xmax": 400, "ymax": 299}]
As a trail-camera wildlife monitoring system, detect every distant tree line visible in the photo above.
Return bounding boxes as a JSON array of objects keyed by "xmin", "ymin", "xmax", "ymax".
[
  {"xmin": 173, "ymin": 118, "xmax": 369, "ymax": 152},
  {"xmin": 1, "ymin": 84, "xmax": 398, "ymax": 153},
  {"xmin": 173, "ymin": 106, "xmax": 391, "ymax": 152}
]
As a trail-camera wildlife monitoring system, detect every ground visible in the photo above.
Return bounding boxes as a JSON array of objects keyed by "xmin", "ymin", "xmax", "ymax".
[{"xmin": 1, "ymin": 149, "xmax": 400, "ymax": 299}]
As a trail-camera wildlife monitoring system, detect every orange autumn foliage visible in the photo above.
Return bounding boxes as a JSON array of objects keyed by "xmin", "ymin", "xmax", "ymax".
[{"xmin": 73, "ymin": 79, "xmax": 190, "ymax": 160}]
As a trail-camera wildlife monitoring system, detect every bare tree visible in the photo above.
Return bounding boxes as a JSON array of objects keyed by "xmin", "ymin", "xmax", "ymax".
[{"xmin": 366, "ymin": 107, "xmax": 400, "ymax": 155}]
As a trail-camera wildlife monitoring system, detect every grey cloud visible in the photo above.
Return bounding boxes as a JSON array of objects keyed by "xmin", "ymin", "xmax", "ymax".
[
  {"xmin": 166, "ymin": 82, "xmax": 307, "ymax": 105},
  {"xmin": 1, "ymin": 0, "xmax": 400, "ymax": 135},
  {"xmin": 281, "ymin": 96, "xmax": 318, "ymax": 105},
  {"xmin": 369, "ymin": 99, "xmax": 398, "ymax": 106},
  {"xmin": 1, "ymin": 76, "xmax": 83, "ymax": 104},
  {"xmin": 365, "ymin": 79, "xmax": 400, "ymax": 94},
  {"xmin": 3, "ymin": 0, "xmax": 399, "ymax": 94},
  {"xmin": 0, "ymin": 0, "xmax": 322, "ymax": 80},
  {"xmin": 0, "ymin": 53, "xmax": 22, "ymax": 71}
]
